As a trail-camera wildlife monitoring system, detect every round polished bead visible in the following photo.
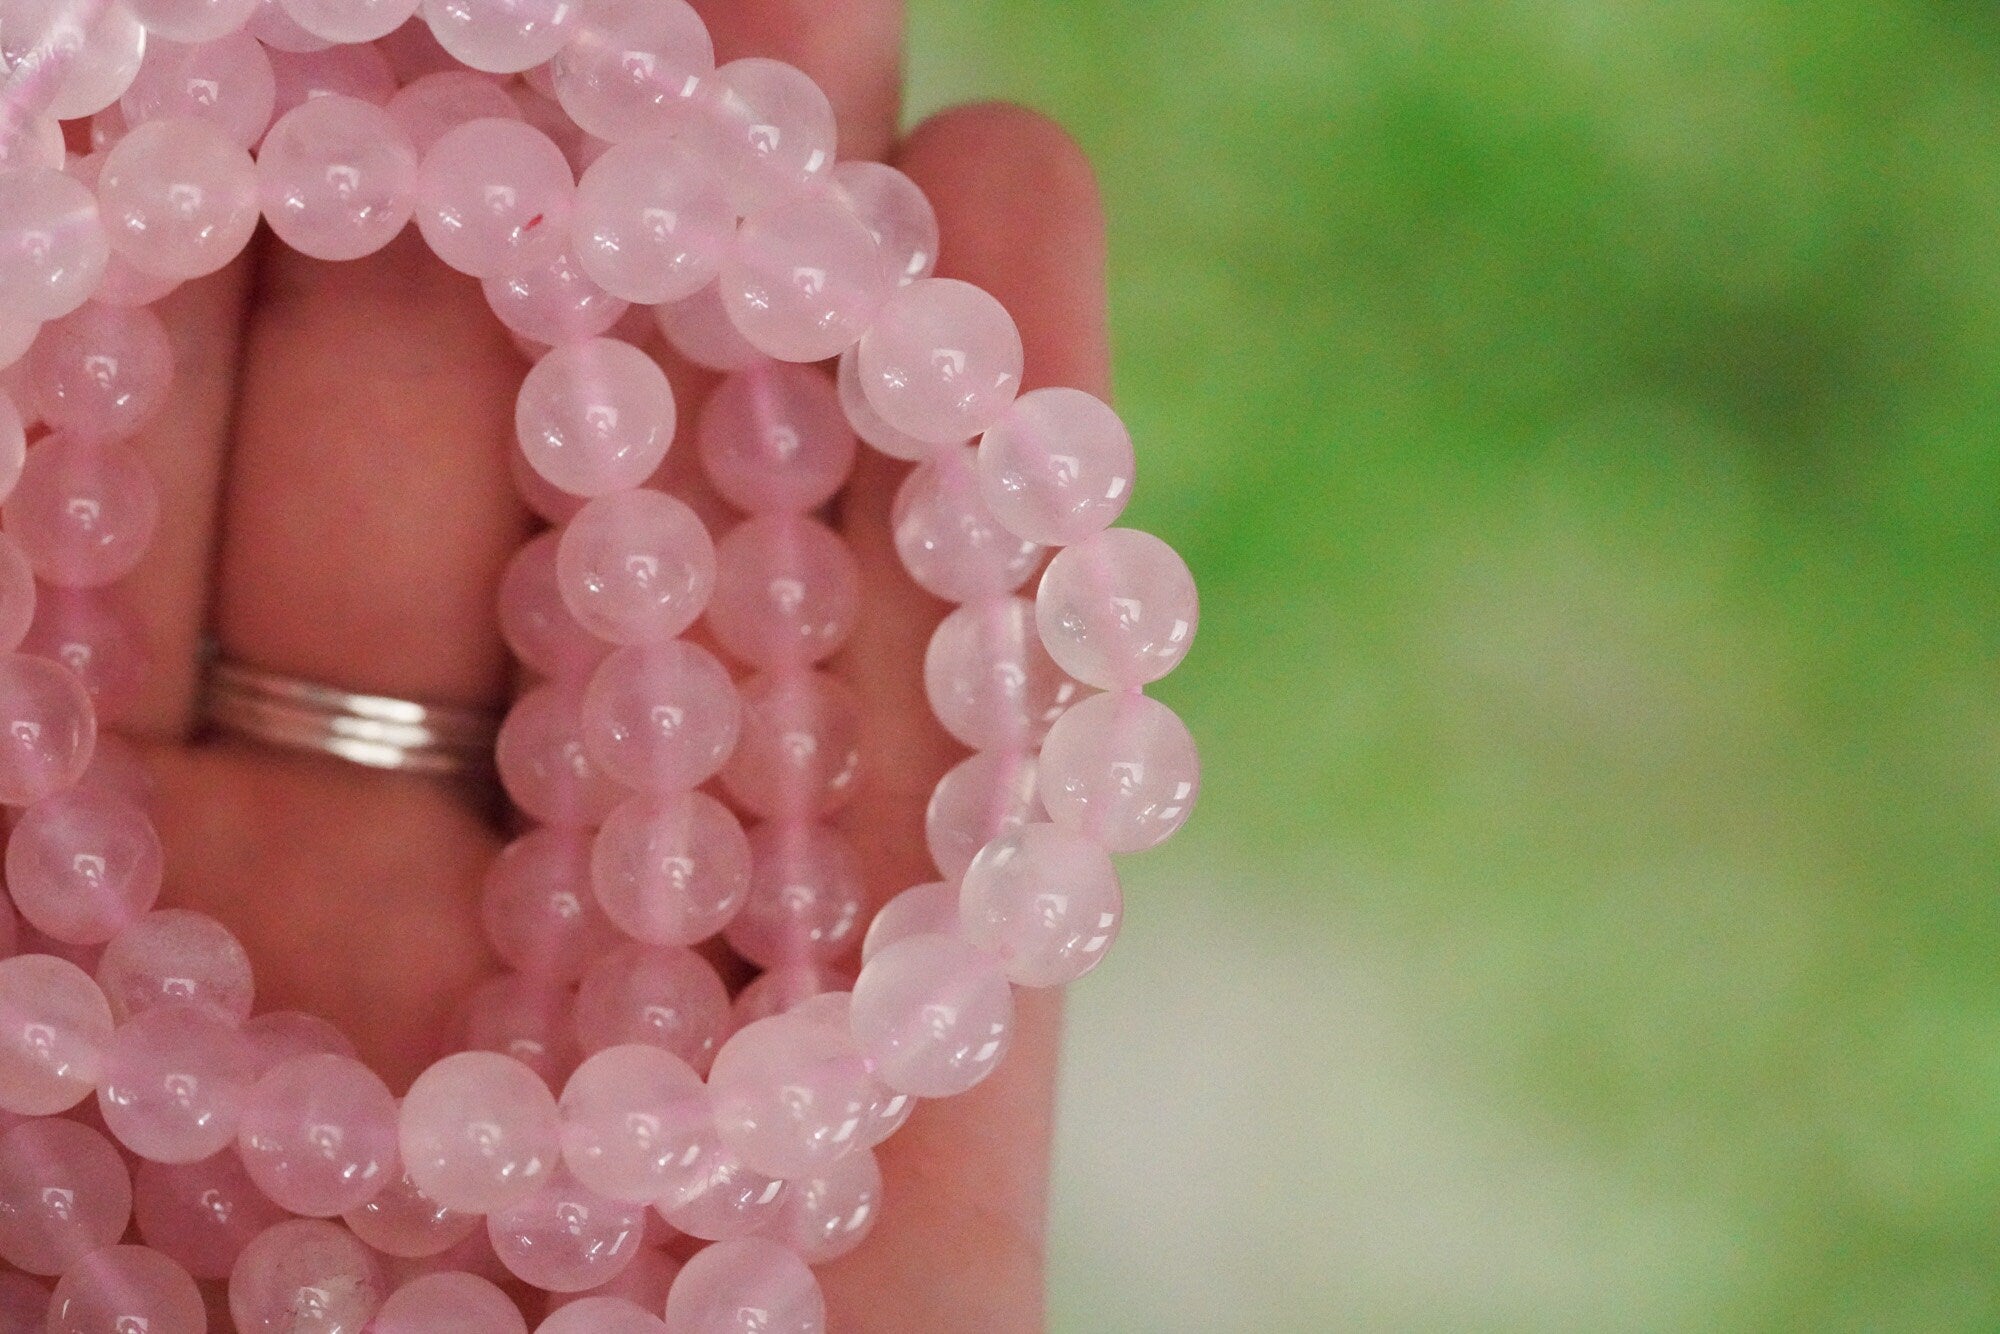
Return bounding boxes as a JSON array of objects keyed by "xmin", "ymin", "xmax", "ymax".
[
  {"xmin": 924, "ymin": 750, "xmax": 1040, "ymax": 882},
  {"xmin": 7, "ymin": 790, "xmax": 162, "ymax": 945},
  {"xmin": 829, "ymin": 160, "xmax": 937, "ymax": 288},
  {"xmin": 976, "ymin": 387, "xmax": 1135, "ymax": 545},
  {"xmin": 0, "ymin": 1272, "xmax": 43, "ymax": 1332},
  {"xmin": 0, "ymin": 1118, "xmax": 131, "ymax": 1275},
  {"xmin": 725, "ymin": 821, "xmax": 864, "ymax": 970},
  {"xmin": 0, "ymin": 655, "xmax": 94, "ymax": 807},
  {"xmin": 421, "ymin": 0, "xmax": 578, "ymax": 73},
  {"xmin": 236, "ymin": 1053, "xmax": 398, "ymax": 1216},
  {"xmin": 256, "ymin": 94, "xmax": 417, "ymax": 261},
  {"xmin": 4, "ymin": 435, "xmax": 158, "ymax": 588},
  {"xmin": 572, "ymin": 942, "xmax": 728, "ymax": 1071},
  {"xmin": 775, "ymin": 1145, "xmax": 880, "ymax": 1264},
  {"xmin": 0, "ymin": 115, "xmax": 62, "ymax": 174},
  {"xmin": 858, "ymin": 278, "xmax": 1023, "ymax": 446},
  {"xmin": 1, "ymin": 0, "xmax": 147, "ymax": 120},
  {"xmin": 728, "ymin": 962, "xmax": 853, "ymax": 1031},
  {"xmin": 652, "ymin": 281, "xmax": 760, "ymax": 372},
  {"xmin": 657, "ymin": 1141, "xmax": 785, "ymax": 1240},
  {"xmin": 695, "ymin": 58, "xmax": 835, "ymax": 214},
  {"xmin": 46, "ymin": 1245, "xmax": 203, "ymax": 1334},
  {"xmin": 1039, "ymin": 689, "xmax": 1198, "ymax": 851},
  {"xmin": 133, "ymin": 1151, "xmax": 288, "ymax": 1280},
  {"xmin": 484, "ymin": 243, "xmax": 629, "ymax": 344},
  {"xmin": 835, "ymin": 344, "xmax": 939, "ymax": 461},
  {"xmin": 20, "ymin": 586, "xmax": 148, "ymax": 720},
  {"xmin": 558, "ymin": 1043, "xmax": 707, "ymax": 1204},
  {"xmin": 664, "ymin": 1237, "xmax": 824, "ymax": 1334},
  {"xmin": 384, "ymin": 69, "xmax": 519, "ymax": 155},
  {"xmin": 265, "ymin": 41, "xmax": 396, "ymax": 120},
  {"xmin": 95, "ymin": 908, "xmax": 253, "ymax": 1023},
  {"xmin": 280, "ymin": 0, "xmax": 418, "ymax": 42},
  {"xmin": 960, "ymin": 823, "xmax": 1122, "ymax": 987},
  {"xmin": 578, "ymin": 641, "xmax": 738, "ymax": 792},
  {"xmin": 0, "ymin": 955, "xmax": 112, "ymax": 1114},
  {"xmin": 924, "ymin": 597, "xmax": 1082, "ymax": 752},
  {"xmin": 862, "ymin": 880, "xmax": 959, "ymax": 965},
  {"xmin": 495, "ymin": 681, "xmax": 624, "ymax": 828},
  {"xmin": 482, "ymin": 827, "xmax": 620, "ymax": 982},
  {"xmin": 516, "ymin": 337, "xmax": 675, "ymax": 497},
  {"xmin": 241, "ymin": 1010, "xmax": 356, "ymax": 1075},
  {"xmin": 25, "ymin": 301, "xmax": 174, "ymax": 441},
  {"xmin": 720, "ymin": 189, "xmax": 891, "ymax": 364},
  {"xmin": 97, "ymin": 117, "xmax": 258, "ymax": 280},
  {"xmin": 706, "ymin": 516, "xmax": 859, "ymax": 669},
  {"xmin": 0, "ymin": 537, "xmax": 33, "ymax": 655},
  {"xmin": 488, "ymin": 1166, "xmax": 646, "ymax": 1292},
  {"xmin": 851, "ymin": 933, "xmax": 1014, "ymax": 1097},
  {"xmin": 227, "ymin": 1217, "xmax": 385, "ymax": 1334},
  {"xmin": 0, "ymin": 168, "xmax": 108, "ymax": 322},
  {"xmin": 891, "ymin": 445, "xmax": 1043, "ymax": 602},
  {"xmin": 571, "ymin": 136, "xmax": 729, "ymax": 304},
  {"xmin": 127, "ymin": 0, "xmax": 260, "ymax": 42},
  {"xmin": 591, "ymin": 792, "xmax": 749, "ymax": 949},
  {"xmin": 88, "ymin": 249, "xmax": 178, "ymax": 308},
  {"xmin": 498, "ymin": 530, "xmax": 607, "ymax": 681},
  {"xmin": 708, "ymin": 1013, "xmax": 874, "ymax": 1179},
  {"xmin": 400, "ymin": 1050, "xmax": 560, "ymax": 1214},
  {"xmin": 461, "ymin": 973, "xmax": 580, "ymax": 1089},
  {"xmin": 766, "ymin": 990, "xmax": 913, "ymax": 1149},
  {"xmin": 373, "ymin": 1271, "xmax": 526, "ymax": 1334},
  {"xmin": 551, "ymin": 0, "xmax": 708, "ymax": 142},
  {"xmin": 696, "ymin": 361, "xmax": 855, "ymax": 514},
  {"xmin": 121, "ymin": 33, "xmax": 275, "ymax": 148},
  {"xmin": 539, "ymin": 1295, "xmax": 667, "ymax": 1334},
  {"xmin": 98, "ymin": 1002, "xmax": 255, "ymax": 1163},
  {"xmin": 721, "ymin": 671, "xmax": 863, "ymax": 820},
  {"xmin": 414, "ymin": 117, "xmax": 572, "ymax": 278},
  {"xmin": 556, "ymin": 490, "xmax": 715, "ymax": 645},
  {"xmin": 342, "ymin": 1166, "xmax": 479, "ymax": 1259},
  {"xmin": 545, "ymin": 1243, "xmax": 679, "ymax": 1315},
  {"xmin": 1035, "ymin": 527, "xmax": 1198, "ymax": 688}
]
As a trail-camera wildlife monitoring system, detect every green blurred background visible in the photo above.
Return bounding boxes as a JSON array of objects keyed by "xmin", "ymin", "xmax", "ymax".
[{"xmin": 906, "ymin": 1, "xmax": 2000, "ymax": 1330}]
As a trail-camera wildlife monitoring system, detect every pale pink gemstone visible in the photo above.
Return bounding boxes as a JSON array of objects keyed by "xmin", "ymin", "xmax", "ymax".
[
  {"xmin": 657, "ymin": 1141, "xmax": 785, "ymax": 1240},
  {"xmin": 420, "ymin": 0, "xmax": 578, "ymax": 73},
  {"xmin": 236, "ymin": 1053, "xmax": 397, "ymax": 1216},
  {"xmin": 461, "ymin": 973, "xmax": 580, "ymax": 1089},
  {"xmin": 696, "ymin": 361, "xmax": 855, "ymax": 514},
  {"xmin": 511, "ymin": 444, "xmax": 587, "ymax": 523},
  {"xmin": 652, "ymin": 281, "xmax": 760, "ymax": 372},
  {"xmin": 1042, "ymin": 689, "xmax": 1197, "ymax": 851},
  {"xmin": 834, "ymin": 345, "xmax": 941, "ymax": 460},
  {"xmin": 121, "ymin": 33, "xmax": 276, "ymax": 148},
  {"xmin": 97, "ymin": 117, "xmax": 258, "ymax": 280},
  {"xmin": 720, "ymin": 671, "xmax": 862, "ymax": 821},
  {"xmin": 133, "ymin": 1151, "xmax": 288, "ymax": 1279},
  {"xmin": 498, "ymin": 530, "xmax": 606, "ymax": 681},
  {"xmin": 828, "ymin": 160, "xmax": 938, "ymax": 288},
  {"xmin": 0, "ymin": 536, "xmax": 34, "ymax": 654},
  {"xmin": 705, "ymin": 516, "xmax": 858, "ymax": 670},
  {"xmin": 781, "ymin": 991, "xmax": 911, "ymax": 1150},
  {"xmin": 487, "ymin": 1165, "xmax": 646, "ymax": 1291},
  {"xmin": 377, "ymin": 1220, "xmax": 509, "ymax": 1287},
  {"xmin": 571, "ymin": 137, "xmax": 730, "ymax": 304},
  {"xmin": 891, "ymin": 445, "xmax": 1042, "ymax": 602},
  {"xmin": 539, "ymin": 1294, "xmax": 668, "ymax": 1333},
  {"xmin": 484, "ymin": 243, "xmax": 630, "ymax": 344},
  {"xmin": 414, "ymin": 117, "xmax": 572, "ymax": 279},
  {"xmin": 342, "ymin": 1166, "xmax": 479, "ymax": 1259},
  {"xmin": 775, "ymin": 1144, "xmax": 880, "ymax": 1264},
  {"xmin": 266, "ymin": 42, "xmax": 396, "ymax": 122},
  {"xmin": 245, "ymin": 0, "xmax": 330, "ymax": 51},
  {"xmin": 708, "ymin": 1013, "xmax": 873, "ymax": 1180},
  {"xmin": 590, "ymin": 792, "xmax": 750, "ymax": 949},
  {"xmin": 0, "ymin": 655, "xmax": 94, "ymax": 807},
  {"xmin": 279, "ymin": 0, "xmax": 419, "ymax": 43},
  {"xmin": 26, "ymin": 300, "xmax": 174, "ymax": 443},
  {"xmin": 7, "ymin": 790, "xmax": 161, "ymax": 945},
  {"xmin": 719, "ymin": 190, "xmax": 891, "ymax": 364},
  {"xmin": 1035, "ymin": 527, "xmax": 1198, "ymax": 689},
  {"xmin": 256, "ymin": 94, "xmax": 416, "ymax": 261},
  {"xmin": 384, "ymin": 69, "xmax": 518, "ymax": 156},
  {"xmin": 0, "ymin": 954, "xmax": 112, "ymax": 1114},
  {"xmin": 240, "ymin": 1010, "xmax": 357, "ymax": 1075},
  {"xmin": 924, "ymin": 597, "xmax": 1082, "ymax": 752},
  {"xmin": 399, "ymin": 1050, "xmax": 560, "ymax": 1214},
  {"xmin": 4, "ymin": 435, "xmax": 158, "ymax": 588},
  {"xmin": 0, "ymin": 1272, "xmax": 43, "ymax": 1332},
  {"xmin": 861, "ymin": 880, "xmax": 959, "ymax": 965},
  {"xmin": 0, "ymin": 115, "xmax": 62, "ymax": 173},
  {"xmin": 724, "ymin": 821, "xmax": 863, "ymax": 970},
  {"xmin": 21, "ymin": 587, "xmax": 148, "ymax": 721},
  {"xmin": 556, "ymin": 490, "xmax": 715, "ymax": 645},
  {"xmin": 516, "ymin": 338, "xmax": 675, "ymax": 497},
  {"xmin": 976, "ymin": 387, "xmax": 1135, "ymax": 546},
  {"xmin": 858, "ymin": 278, "xmax": 1022, "ymax": 446},
  {"xmin": 372, "ymin": 1271, "xmax": 527, "ymax": 1334},
  {"xmin": 88, "ymin": 248, "xmax": 179, "ymax": 307},
  {"xmin": 129, "ymin": 0, "xmax": 262, "ymax": 44},
  {"xmin": 98, "ymin": 1002, "xmax": 255, "ymax": 1163},
  {"xmin": 495, "ymin": 681, "xmax": 625, "ymax": 828},
  {"xmin": 0, "ymin": 1117, "xmax": 131, "ymax": 1275},
  {"xmin": 0, "ymin": 167, "xmax": 108, "ymax": 321},
  {"xmin": 482, "ymin": 827, "xmax": 621, "ymax": 982},
  {"xmin": 572, "ymin": 942, "xmax": 727, "ymax": 1071},
  {"xmin": 664, "ymin": 1237, "xmax": 824, "ymax": 1334},
  {"xmin": 924, "ymin": 750, "xmax": 1040, "ymax": 882},
  {"xmin": 548, "ymin": 1239, "xmax": 679, "ymax": 1308},
  {"xmin": 1, "ymin": 0, "xmax": 147, "ymax": 120},
  {"xmin": 694, "ymin": 58, "xmax": 834, "ymax": 215},
  {"xmin": 227, "ymin": 1218, "xmax": 385, "ymax": 1334},
  {"xmin": 728, "ymin": 963, "xmax": 853, "ymax": 1032},
  {"xmin": 46, "ymin": 1245, "xmax": 203, "ymax": 1334},
  {"xmin": 557, "ymin": 1043, "xmax": 706, "ymax": 1204},
  {"xmin": 960, "ymin": 822, "xmax": 1122, "ymax": 987},
  {"xmin": 578, "ymin": 641, "xmax": 738, "ymax": 792},
  {"xmin": 850, "ymin": 933, "xmax": 1014, "ymax": 1097},
  {"xmin": 0, "ymin": 325, "xmax": 34, "ymax": 376},
  {"xmin": 550, "ymin": 0, "xmax": 708, "ymax": 142},
  {"xmin": 95, "ymin": 908, "xmax": 254, "ymax": 1023}
]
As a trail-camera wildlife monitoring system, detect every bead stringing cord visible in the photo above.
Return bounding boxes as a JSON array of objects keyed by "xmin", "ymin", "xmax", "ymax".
[{"xmin": 0, "ymin": 0, "xmax": 1202, "ymax": 1330}]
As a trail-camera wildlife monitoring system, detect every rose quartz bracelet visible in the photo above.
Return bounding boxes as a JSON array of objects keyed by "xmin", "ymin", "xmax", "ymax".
[{"xmin": 0, "ymin": 0, "xmax": 1200, "ymax": 1328}]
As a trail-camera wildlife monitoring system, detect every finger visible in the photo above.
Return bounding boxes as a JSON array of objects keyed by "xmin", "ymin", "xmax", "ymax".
[
  {"xmin": 825, "ymin": 103, "xmax": 1109, "ymax": 1332},
  {"xmin": 691, "ymin": 0, "xmax": 905, "ymax": 162}
]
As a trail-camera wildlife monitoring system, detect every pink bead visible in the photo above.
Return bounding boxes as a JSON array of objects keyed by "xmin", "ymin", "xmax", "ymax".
[
  {"xmin": 719, "ymin": 189, "xmax": 891, "ymax": 364},
  {"xmin": 652, "ymin": 281, "xmax": 760, "ymax": 372},
  {"xmin": 0, "ymin": 954, "xmax": 112, "ymax": 1114},
  {"xmin": 1041, "ymin": 689, "xmax": 1197, "ymax": 851},
  {"xmin": 720, "ymin": 671, "xmax": 863, "ymax": 820},
  {"xmin": 279, "ymin": 0, "xmax": 419, "ymax": 43},
  {"xmin": 461, "ymin": 973, "xmax": 580, "ymax": 1088},
  {"xmin": 236, "ymin": 1053, "xmax": 397, "ymax": 1216},
  {"xmin": 420, "ymin": 0, "xmax": 579, "ymax": 74},
  {"xmin": 342, "ymin": 1166, "xmax": 479, "ymax": 1259},
  {"xmin": 240, "ymin": 1010, "xmax": 357, "ymax": 1075},
  {"xmin": 0, "ymin": 1118, "xmax": 131, "ymax": 1275},
  {"xmin": 0, "ymin": 167, "xmax": 107, "ymax": 321},
  {"xmin": 94, "ymin": 908, "xmax": 254, "ymax": 1023},
  {"xmin": 482, "ymin": 827, "xmax": 620, "ymax": 982},
  {"xmin": 775, "ymin": 1144, "xmax": 880, "ymax": 1264},
  {"xmin": 572, "ymin": 942, "xmax": 728, "ymax": 1071},
  {"xmin": 516, "ymin": 337, "xmax": 675, "ymax": 497},
  {"xmin": 121, "ymin": 33, "xmax": 276, "ymax": 148},
  {"xmin": 133, "ymin": 1151, "xmax": 288, "ymax": 1279},
  {"xmin": 548, "ymin": 1239, "xmax": 679, "ymax": 1309},
  {"xmin": 696, "ymin": 361, "xmax": 856, "ymax": 514},
  {"xmin": 97, "ymin": 117, "xmax": 258, "ymax": 280},
  {"xmin": 256, "ymin": 94, "xmax": 417, "ymax": 261},
  {"xmin": 244, "ymin": 0, "xmax": 331, "ymax": 51},
  {"xmin": 88, "ymin": 248, "xmax": 179, "ymax": 308},
  {"xmin": 578, "ymin": 641, "xmax": 738, "ymax": 792},
  {"xmin": 694, "ymin": 58, "xmax": 834, "ymax": 215},
  {"xmin": 857, "ymin": 278, "xmax": 1023, "ymax": 446},
  {"xmin": 571, "ymin": 137, "xmax": 730, "ymax": 304},
  {"xmin": 512, "ymin": 443, "xmax": 586, "ymax": 523},
  {"xmin": 484, "ymin": 243, "xmax": 630, "ymax": 344},
  {"xmin": 664, "ymin": 1237, "xmax": 824, "ymax": 1334},
  {"xmin": 495, "ymin": 681, "xmax": 624, "ymax": 828},
  {"xmin": 924, "ymin": 597, "xmax": 1082, "ymax": 752},
  {"xmin": 556, "ymin": 490, "xmax": 715, "ymax": 645},
  {"xmin": 1035, "ymin": 527, "xmax": 1198, "ymax": 688},
  {"xmin": 7, "ymin": 790, "xmax": 161, "ymax": 945},
  {"xmin": 0, "ymin": 537, "xmax": 33, "ymax": 654},
  {"xmin": 960, "ymin": 822, "xmax": 1121, "ymax": 987},
  {"xmin": 891, "ymin": 445, "xmax": 1043, "ymax": 602},
  {"xmin": 551, "ymin": 0, "xmax": 709, "ymax": 142},
  {"xmin": 861, "ymin": 880, "xmax": 959, "ymax": 965},
  {"xmin": 227, "ymin": 1218, "xmax": 385, "ymax": 1334},
  {"xmin": 25, "ymin": 301, "xmax": 174, "ymax": 442},
  {"xmin": 976, "ymin": 387, "xmax": 1135, "ymax": 545},
  {"xmin": 0, "ymin": 1273, "xmax": 43, "ymax": 1332},
  {"xmin": 539, "ymin": 1295, "xmax": 667, "ymax": 1333},
  {"xmin": 498, "ymin": 530, "xmax": 607, "ymax": 681},
  {"xmin": 377, "ymin": 1220, "xmax": 510, "ymax": 1287},
  {"xmin": 590, "ymin": 792, "xmax": 749, "ymax": 949},
  {"xmin": 373, "ymin": 1271, "xmax": 526, "ymax": 1334},
  {"xmin": 656, "ymin": 1141, "xmax": 785, "ymax": 1240},
  {"xmin": 1, "ymin": 0, "xmax": 147, "ymax": 120},
  {"xmin": 127, "ymin": 0, "xmax": 261, "ymax": 43},
  {"xmin": 265, "ymin": 42, "xmax": 396, "ymax": 123},
  {"xmin": 829, "ymin": 160, "xmax": 938, "ymax": 288},
  {"xmin": 488, "ymin": 1165, "xmax": 645, "ymax": 1291},
  {"xmin": 98, "ymin": 1002, "xmax": 255, "ymax": 1163},
  {"xmin": 558, "ymin": 1043, "xmax": 706, "ymax": 1204},
  {"xmin": 924, "ymin": 750, "xmax": 1040, "ymax": 882},
  {"xmin": 708, "ymin": 1013, "xmax": 874, "ymax": 1179},
  {"xmin": 705, "ymin": 516, "xmax": 858, "ymax": 670},
  {"xmin": 20, "ymin": 586, "xmax": 148, "ymax": 720},
  {"xmin": 850, "ymin": 933, "xmax": 1014, "ymax": 1097},
  {"xmin": 724, "ymin": 821, "xmax": 863, "ymax": 970},
  {"xmin": 384, "ymin": 69, "xmax": 518, "ymax": 156},
  {"xmin": 728, "ymin": 962, "xmax": 852, "ymax": 1031},
  {"xmin": 4, "ymin": 435, "xmax": 159, "ymax": 588},
  {"xmin": 0, "ymin": 115, "xmax": 62, "ymax": 174},
  {"xmin": 0, "ymin": 654, "xmax": 95, "ymax": 807},
  {"xmin": 414, "ymin": 116, "xmax": 572, "ymax": 279},
  {"xmin": 399, "ymin": 1050, "xmax": 560, "ymax": 1214},
  {"xmin": 45, "ymin": 1245, "xmax": 203, "ymax": 1334}
]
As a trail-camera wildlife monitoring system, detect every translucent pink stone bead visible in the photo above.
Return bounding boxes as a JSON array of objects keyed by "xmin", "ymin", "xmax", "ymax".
[
  {"xmin": 695, "ymin": 58, "xmax": 835, "ymax": 215},
  {"xmin": 657, "ymin": 1142, "xmax": 785, "ymax": 1240},
  {"xmin": 891, "ymin": 445, "xmax": 1043, "ymax": 602},
  {"xmin": 128, "ymin": 0, "xmax": 261, "ymax": 44},
  {"xmin": 728, "ymin": 963, "xmax": 853, "ymax": 1031},
  {"xmin": 7, "ymin": 790, "xmax": 162, "ymax": 945},
  {"xmin": 133, "ymin": 1151, "xmax": 288, "ymax": 1279},
  {"xmin": 573, "ymin": 942, "xmax": 728, "ymax": 1071},
  {"xmin": 484, "ymin": 243, "xmax": 629, "ymax": 344},
  {"xmin": 420, "ymin": 0, "xmax": 578, "ymax": 73},
  {"xmin": 861, "ymin": 880, "xmax": 959, "ymax": 965},
  {"xmin": 550, "ymin": 0, "xmax": 708, "ymax": 142},
  {"xmin": 829, "ymin": 160, "xmax": 938, "ymax": 288},
  {"xmin": 241, "ymin": 1009, "xmax": 356, "ymax": 1074},
  {"xmin": 960, "ymin": 822, "xmax": 1122, "ymax": 987},
  {"xmin": 0, "ymin": 168, "xmax": 108, "ymax": 321},
  {"xmin": 1035, "ymin": 527, "xmax": 1199, "ymax": 688},
  {"xmin": 776, "ymin": 1145, "xmax": 880, "ymax": 1264},
  {"xmin": 0, "ymin": 654, "xmax": 95, "ymax": 807},
  {"xmin": 21, "ymin": 587, "xmax": 149, "ymax": 720},
  {"xmin": 256, "ymin": 94, "xmax": 417, "ymax": 261},
  {"xmin": 384, "ymin": 69, "xmax": 519, "ymax": 156},
  {"xmin": 342, "ymin": 1166, "xmax": 478, "ymax": 1259},
  {"xmin": 236, "ymin": 1053, "xmax": 397, "ymax": 1216},
  {"xmin": 280, "ymin": 0, "xmax": 419, "ymax": 43},
  {"xmin": 2, "ymin": 0, "xmax": 147, "ymax": 120},
  {"xmin": 719, "ymin": 190, "xmax": 891, "ymax": 364},
  {"xmin": 461, "ymin": 973, "xmax": 579, "ymax": 1088},
  {"xmin": 0, "ymin": 537, "xmax": 34, "ymax": 654},
  {"xmin": 924, "ymin": 597, "xmax": 1082, "ymax": 752},
  {"xmin": 46, "ymin": 1245, "xmax": 203, "ymax": 1334},
  {"xmin": 399, "ymin": 1050, "xmax": 560, "ymax": 1213},
  {"xmin": 558, "ymin": 1043, "xmax": 706, "ymax": 1204},
  {"xmin": 858, "ymin": 278, "xmax": 1023, "ymax": 447},
  {"xmin": 88, "ymin": 248, "xmax": 179, "ymax": 308},
  {"xmin": 834, "ymin": 343, "xmax": 940, "ymax": 460},
  {"xmin": 98, "ymin": 1001, "xmax": 256, "ymax": 1162},
  {"xmin": 721, "ymin": 672, "xmax": 863, "ymax": 820},
  {"xmin": 924, "ymin": 750, "xmax": 1039, "ymax": 881},
  {"xmin": 495, "ymin": 681, "xmax": 624, "ymax": 828},
  {"xmin": 539, "ymin": 1295, "xmax": 667, "ymax": 1334},
  {"xmin": 97, "ymin": 117, "xmax": 258, "ymax": 280},
  {"xmin": 488, "ymin": 1166, "xmax": 645, "ymax": 1291},
  {"xmin": 0, "ymin": 1273, "xmax": 43, "ymax": 1332},
  {"xmin": 696, "ymin": 362, "xmax": 855, "ymax": 514},
  {"xmin": 578, "ymin": 641, "xmax": 738, "ymax": 792},
  {"xmin": 4, "ymin": 435, "xmax": 158, "ymax": 588},
  {"xmin": 724, "ymin": 821, "xmax": 864, "ymax": 970},
  {"xmin": 1041, "ymin": 689, "xmax": 1198, "ymax": 851},
  {"xmin": 706, "ymin": 517, "xmax": 859, "ymax": 670},
  {"xmin": 227, "ymin": 1218, "xmax": 385, "ymax": 1334},
  {"xmin": 414, "ymin": 117, "xmax": 572, "ymax": 278},
  {"xmin": 708, "ymin": 1013, "xmax": 874, "ymax": 1179},
  {"xmin": 850, "ymin": 933, "xmax": 1015, "ymax": 1097},
  {"xmin": 378, "ymin": 1221, "xmax": 510, "ymax": 1287},
  {"xmin": 25, "ymin": 301, "xmax": 174, "ymax": 441},
  {"xmin": 0, "ymin": 114, "xmax": 62, "ymax": 174},
  {"xmin": 556, "ymin": 490, "xmax": 715, "ymax": 645},
  {"xmin": 664, "ymin": 1237, "xmax": 824, "ymax": 1334},
  {"xmin": 373, "ymin": 1271, "xmax": 526, "ymax": 1334},
  {"xmin": 121, "ymin": 33, "xmax": 276, "ymax": 148},
  {"xmin": 482, "ymin": 827, "xmax": 620, "ymax": 982},
  {"xmin": 0, "ymin": 1118, "xmax": 131, "ymax": 1275},
  {"xmin": 266, "ymin": 42, "xmax": 396, "ymax": 121},
  {"xmin": 0, "ymin": 954, "xmax": 112, "ymax": 1113},
  {"xmin": 653, "ymin": 282, "xmax": 760, "ymax": 373},
  {"xmin": 95, "ymin": 908, "xmax": 254, "ymax": 1023},
  {"xmin": 571, "ymin": 137, "xmax": 729, "ymax": 304},
  {"xmin": 591, "ymin": 792, "xmax": 749, "ymax": 949},
  {"xmin": 977, "ymin": 387, "xmax": 1135, "ymax": 545},
  {"xmin": 516, "ymin": 338, "xmax": 675, "ymax": 497},
  {"xmin": 498, "ymin": 530, "xmax": 608, "ymax": 681}
]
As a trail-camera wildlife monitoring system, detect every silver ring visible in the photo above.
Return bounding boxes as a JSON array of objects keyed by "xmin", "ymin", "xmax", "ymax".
[{"xmin": 204, "ymin": 660, "xmax": 500, "ymax": 777}]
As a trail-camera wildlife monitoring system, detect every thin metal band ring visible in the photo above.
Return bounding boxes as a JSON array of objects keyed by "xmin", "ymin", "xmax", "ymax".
[{"xmin": 203, "ymin": 660, "xmax": 500, "ymax": 778}]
